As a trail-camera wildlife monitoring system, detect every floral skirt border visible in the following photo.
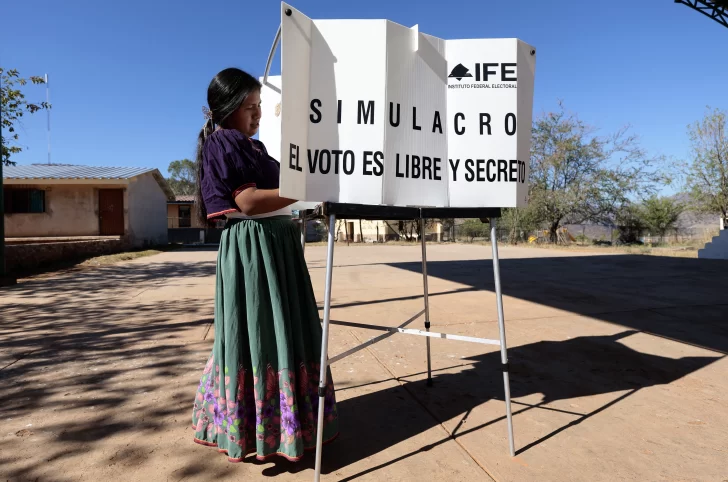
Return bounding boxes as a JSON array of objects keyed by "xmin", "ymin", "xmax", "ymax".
[
  {"xmin": 191, "ymin": 354, "xmax": 339, "ymax": 462},
  {"xmin": 191, "ymin": 432, "xmax": 341, "ymax": 463}
]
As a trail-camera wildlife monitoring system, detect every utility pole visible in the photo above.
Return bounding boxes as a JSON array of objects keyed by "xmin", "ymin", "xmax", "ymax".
[{"xmin": 46, "ymin": 73, "xmax": 51, "ymax": 165}]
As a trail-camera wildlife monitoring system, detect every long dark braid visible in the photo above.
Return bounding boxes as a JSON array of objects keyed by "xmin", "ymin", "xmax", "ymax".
[{"xmin": 194, "ymin": 68, "xmax": 262, "ymax": 226}]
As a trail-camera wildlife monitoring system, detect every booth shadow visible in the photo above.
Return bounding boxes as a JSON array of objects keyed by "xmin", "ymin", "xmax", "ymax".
[
  {"xmin": 250, "ymin": 330, "xmax": 720, "ymax": 479},
  {"xmin": 383, "ymin": 255, "xmax": 728, "ymax": 354}
]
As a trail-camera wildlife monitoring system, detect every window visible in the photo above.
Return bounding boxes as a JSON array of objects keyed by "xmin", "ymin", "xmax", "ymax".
[
  {"xmin": 179, "ymin": 205, "xmax": 191, "ymax": 228},
  {"xmin": 4, "ymin": 188, "xmax": 46, "ymax": 214}
]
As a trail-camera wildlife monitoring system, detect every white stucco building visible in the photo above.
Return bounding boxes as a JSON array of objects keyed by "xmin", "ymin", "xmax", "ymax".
[{"xmin": 4, "ymin": 164, "xmax": 174, "ymax": 247}]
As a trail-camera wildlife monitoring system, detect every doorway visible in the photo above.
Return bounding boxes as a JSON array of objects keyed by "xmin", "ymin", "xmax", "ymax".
[
  {"xmin": 99, "ymin": 189, "xmax": 125, "ymax": 235},
  {"xmin": 178, "ymin": 205, "xmax": 192, "ymax": 228}
]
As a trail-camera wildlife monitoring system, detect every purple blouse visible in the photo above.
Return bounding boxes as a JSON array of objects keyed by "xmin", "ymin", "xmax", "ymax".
[{"xmin": 200, "ymin": 128, "xmax": 281, "ymax": 219}]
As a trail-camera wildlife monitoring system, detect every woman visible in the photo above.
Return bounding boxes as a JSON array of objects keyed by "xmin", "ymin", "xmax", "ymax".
[{"xmin": 190, "ymin": 67, "xmax": 339, "ymax": 463}]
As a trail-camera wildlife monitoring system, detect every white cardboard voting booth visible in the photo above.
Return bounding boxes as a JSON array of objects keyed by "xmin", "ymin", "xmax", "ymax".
[{"xmin": 259, "ymin": 4, "xmax": 536, "ymax": 480}]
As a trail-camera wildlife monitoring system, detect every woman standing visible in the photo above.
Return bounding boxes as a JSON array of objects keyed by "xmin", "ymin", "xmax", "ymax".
[{"xmin": 190, "ymin": 67, "xmax": 339, "ymax": 463}]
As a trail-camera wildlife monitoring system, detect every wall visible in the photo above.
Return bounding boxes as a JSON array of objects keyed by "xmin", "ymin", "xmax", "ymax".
[
  {"xmin": 127, "ymin": 173, "xmax": 168, "ymax": 247},
  {"xmin": 168, "ymin": 228, "xmax": 206, "ymax": 244},
  {"xmin": 167, "ymin": 203, "xmax": 204, "ymax": 228},
  {"xmin": 168, "ymin": 204, "xmax": 181, "ymax": 228},
  {"xmin": 4, "ymin": 184, "xmax": 126, "ymax": 237},
  {"xmin": 335, "ymin": 220, "xmax": 394, "ymax": 242},
  {"xmin": 167, "ymin": 202, "xmax": 221, "ymax": 244},
  {"xmin": 698, "ymin": 228, "xmax": 728, "ymax": 259},
  {"xmin": 334, "ymin": 219, "xmax": 442, "ymax": 242},
  {"xmin": 6, "ymin": 238, "xmax": 130, "ymax": 274}
]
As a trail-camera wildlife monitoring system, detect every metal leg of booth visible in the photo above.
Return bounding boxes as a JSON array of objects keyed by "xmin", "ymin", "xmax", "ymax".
[
  {"xmin": 420, "ymin": 216, "xmax": 433, "ymax": 387},
  {"xmin": 314, "ymin": 214, "xmax": 336, "ymax": 482},
  {"xmin": 300, "ymin": 211, "xmax": 307, "ymax": 253},
  {"xmin": 490, "ymin": 218, "xmax": 515, "ymax": 457}
]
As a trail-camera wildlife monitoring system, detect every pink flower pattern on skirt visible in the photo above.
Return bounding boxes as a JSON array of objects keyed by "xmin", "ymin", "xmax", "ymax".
[{"xmin": 192, "ymin": 354, "xmax": 338, "ymax": 461}]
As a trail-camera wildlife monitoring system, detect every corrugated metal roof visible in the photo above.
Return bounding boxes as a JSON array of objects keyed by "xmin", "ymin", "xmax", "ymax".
[
  {"xmin": 4, "ymin": 164, "xmax": 157, "ymax": 180},
  {"xmin": 175, "ymin": 195, "xmax": 196, "ymax": 202}
]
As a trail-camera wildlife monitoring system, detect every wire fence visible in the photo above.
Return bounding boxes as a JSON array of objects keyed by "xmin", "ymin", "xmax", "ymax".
[
  {"xmin": 166, "ymin": 215, "xmax": 720, "ymax": 248},
  {"xmin": 167, "ymin": 217, "xmax": 226, "ymax": 229},
  {"xmin": 443, "ymin": 219, "xmax": 720, "ymax": 247}
]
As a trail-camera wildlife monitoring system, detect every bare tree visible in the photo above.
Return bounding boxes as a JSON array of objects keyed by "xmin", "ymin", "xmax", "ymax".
[
  {"xmin": 529, "ymin": 101, "xmax": 667, "ymax": 242},
  {"xmin": 682, "ymin": 106, "xmax": 728, "ymax": 229}
]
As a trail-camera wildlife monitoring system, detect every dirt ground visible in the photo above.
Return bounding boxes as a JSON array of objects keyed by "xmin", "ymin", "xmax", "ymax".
[{"xmin": 1, "ymin": 244, "xmax": 727, "ymax": 482}]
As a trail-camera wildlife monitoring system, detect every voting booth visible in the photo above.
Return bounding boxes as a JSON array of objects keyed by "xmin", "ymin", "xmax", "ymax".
[{"xmin": 259, "ymin": 4, "xmax": 536, "ymax": 480}]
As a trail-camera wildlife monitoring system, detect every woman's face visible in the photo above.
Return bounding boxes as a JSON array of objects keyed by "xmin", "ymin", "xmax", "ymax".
[{"xmin": 228, "ymin": 89, "xmax": 262, "ymax": 137}]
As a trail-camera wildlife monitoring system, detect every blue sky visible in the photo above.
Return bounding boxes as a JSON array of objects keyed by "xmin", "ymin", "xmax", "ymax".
[{"xmin": 2, "ymin": 0, "xmax": 726, "ymax": 193}]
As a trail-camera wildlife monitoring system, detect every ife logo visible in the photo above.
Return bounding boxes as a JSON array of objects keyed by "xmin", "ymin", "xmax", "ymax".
[
  {"xmin": 448, "ymin": 64, "xmax": 473, "ymax": 81},
  {"xmin": 448, "ymin": 63, "xmax": 518, "ymax": 83}
]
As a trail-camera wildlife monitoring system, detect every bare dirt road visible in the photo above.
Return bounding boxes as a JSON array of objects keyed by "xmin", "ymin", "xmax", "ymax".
[{"xmin": 1, "ymin": 244, "xmax": 726, "ymax": 481}]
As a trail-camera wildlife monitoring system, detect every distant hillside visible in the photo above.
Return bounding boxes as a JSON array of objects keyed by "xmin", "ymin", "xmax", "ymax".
[{"xmin": 678, "ymin": 210, "xmax": 720, "ymax": 231}]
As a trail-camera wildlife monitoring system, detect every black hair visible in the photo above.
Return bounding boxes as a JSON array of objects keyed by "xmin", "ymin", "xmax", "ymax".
[{"xmin": 195, "ymin": 67, "xmax": 262, "ymax": 225}]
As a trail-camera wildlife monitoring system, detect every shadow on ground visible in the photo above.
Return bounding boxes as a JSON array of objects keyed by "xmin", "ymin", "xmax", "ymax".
[
  {"xmin": 1, "ymin": 250, "xmax": 725, "ymax": 480},
  {"xmin": 4, "ymin": 247, "xmax": 218, "ymax": 300},
  {"xmin": 210, "ymin": 329, "xmax": 720, "ymax": 479},
  {"xmin": 0, "ymin": 254, "xmax": 218, "ymax": 481},
  {"xmin": 384, "ymin": 255, "xmax": 728, "ymax": 354}
]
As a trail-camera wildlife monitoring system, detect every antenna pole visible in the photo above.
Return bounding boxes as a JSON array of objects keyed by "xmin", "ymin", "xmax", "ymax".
[{"xmin": 46, "ymin": 73, "xmax": 51, "ymax": 165}]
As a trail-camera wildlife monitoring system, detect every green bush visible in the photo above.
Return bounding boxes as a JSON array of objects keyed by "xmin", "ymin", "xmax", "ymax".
[{"xmin": 460, "ymin": 220, "xmax": 489, "ymax": 242}]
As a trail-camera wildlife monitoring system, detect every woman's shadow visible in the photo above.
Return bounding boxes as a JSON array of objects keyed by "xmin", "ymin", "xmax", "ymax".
[{"xmin": 249, "ymin": 330, "xmax": 720, "ymax": 478}]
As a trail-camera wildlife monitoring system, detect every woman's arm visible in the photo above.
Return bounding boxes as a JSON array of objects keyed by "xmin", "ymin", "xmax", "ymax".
[{"xmin": 234, "ymin": 187, "xmax": 296, "ymax": 216}]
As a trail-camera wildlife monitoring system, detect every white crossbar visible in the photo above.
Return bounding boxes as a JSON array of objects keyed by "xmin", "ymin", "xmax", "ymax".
[
  {"xmin": 397, "ymin": 328, "xmax": 501, "ymax": 345},
  {"xmin": 328, "ymin": 310, "xmax": 425, "ymax": 365},
  {"xmin": 327, "ymin": 315, "xmax": 500, "ymax": 366}
]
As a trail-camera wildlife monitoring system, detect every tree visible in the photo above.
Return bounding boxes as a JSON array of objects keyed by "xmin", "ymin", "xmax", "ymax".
[
  {"xmin": 614, "ymin": 202, "xmax": 645, "ymax": 245},
  {"xmin": 413, "ymin": 218, "xmax": 436, "ymax": 242},
  {"xmin": 460, "ymin": 219, "xmax": 489, "ymax": 242},
  {"xmin": 683, "ymin": 107, "xmax": 728, "ymax": 228},
  {"xmin": 400, "ymin": 220, "xmax": 416, "ymax": 241},
  {"xmin": 500, "ymin": 206, "xmax": 540, "ymax": 244},
  {"xmin": 1, "ymin": 68, "xmax": 50, "ymax": 166},
  {"xmin": 437, "ymin": 218, "xmax": 455, "ymax": 241},
  {"xmin": 639, "ymin": 195, "xmax": 684, "ymax": 241},
  {"xmin": 386, "ymin": 220, "xmax": 417, "ymax": 241},
  {"xmin": 529, "ymin": 101, "xmax": 666, "ymax": 242},
  {"xmin": 167, "ymin": 159, "xmax": 196, "ymax": 195}
]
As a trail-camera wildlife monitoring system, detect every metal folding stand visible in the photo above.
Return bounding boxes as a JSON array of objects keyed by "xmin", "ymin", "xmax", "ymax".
[
  {"xmin": 308, "ymin": 203, "xmax": 515, "ymax": 482},
  {"xmin": 299, "ymin": 210, "xmax": 307, "ymax": 254},
  {"xmin": 261, "ymin": 23, "xmax": 515, "ymax": 480}
]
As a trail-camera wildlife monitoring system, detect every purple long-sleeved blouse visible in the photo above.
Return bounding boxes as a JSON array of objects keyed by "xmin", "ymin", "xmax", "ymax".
[{"xmin": 200, "ymin": 128, "xmax": 281, "ymax": 220}]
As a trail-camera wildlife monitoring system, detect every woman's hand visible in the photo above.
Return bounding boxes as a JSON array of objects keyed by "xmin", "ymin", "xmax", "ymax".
[{"xmin": 234, "ymin": 187, "xmax": 297, "ymax": 216}]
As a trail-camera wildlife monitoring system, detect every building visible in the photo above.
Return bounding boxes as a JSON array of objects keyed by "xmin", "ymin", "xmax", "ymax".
[
  {"xmin": 167, "ymin": 195, "xmax": 224, "ymax": 244},
  {"xmin": 166, "ymin": 196, "xmax": 319, "ymax": 244},
  {"xmin": 165, "ymin": 197, "xmax": 446, "ymax": 245},
  {"xmin": 334, "ymin": 219, "xmax": 445, "ymax": 243},
  {"xmin": 167, "ymin": 195, "xmax": 201, "ymax": 229},
  {"xmin": 4, "ymin": 164, "xmax": 174, "ymax": 247}
]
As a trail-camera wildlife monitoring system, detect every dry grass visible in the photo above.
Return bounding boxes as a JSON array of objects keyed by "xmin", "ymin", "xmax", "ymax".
[
  {"xmin": 77, "ymin": 249, "xmax": 169, "ymax": 267},
  {"xmin": 17, "ymin": 245, "xmax": 182, "ymax": 280},
  {"xmin": 302, "ymin": 239, "xmax": 707, "ymax": 258},
  {"xmin": 508, "ymin": 243, "xmax": 701, "ymax": 258},
  {"xmin": 304, "ymin": 240, "xmax": 421, "ymax": 247}
]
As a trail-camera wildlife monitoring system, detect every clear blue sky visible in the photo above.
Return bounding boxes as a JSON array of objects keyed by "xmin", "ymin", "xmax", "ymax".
[{"xmin": 2, "ymin": 0, "xmax": 726, "ymax": 191}]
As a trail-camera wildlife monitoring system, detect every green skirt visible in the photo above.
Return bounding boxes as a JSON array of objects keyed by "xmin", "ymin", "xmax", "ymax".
[{"xmin": 191, "ymin": 216, "xmax": 339, "ymax": 462}]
